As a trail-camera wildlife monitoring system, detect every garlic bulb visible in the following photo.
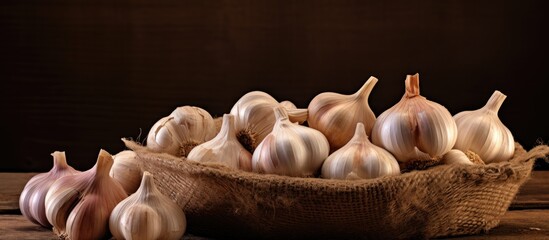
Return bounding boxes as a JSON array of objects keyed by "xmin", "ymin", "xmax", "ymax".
[
  {"xmin": 45, "ymin": 149, "xmax": 128, "ymax": 239},
  {"xmin": 453, "ymin": 90, "xmax": 515, "ymax": 163},
  {"xmin": 146, "ymin": 106, "xmax": 216, "ymax": 157},
  {"xmin": 110, "ymin": 150, "xmax": 143, "ymax": 194},
  {"xmin": 441, "ymin": 149, "xmax": 485, "ymax": 166},
  {"xmin": 321, "ymin": 123, "xmax": 400, "ymax": 180},
  {"xmin": 187, "ymin": 114, "xmax": 252, "ymax": 171},
  {"xmin": 252, "ymin": 106, "xmax": 330, "ymax": 177},
  {"xmin": 308, "ymin": 77, "xmax": 378, "ymax": 151},
  {"xmin": 230, "ymin": 91, "xmax": 308, "ymax": 152},
  {"xmin": 19, "ymin": 151, "xmax": 79, "ymax": 227},
  {"xmin": 371, "ymin": 74, "xmax": 458, "ymax": 162},
  {"xmin": 109, "ymin": 171, "xmax": 186, "ymax": 240}
]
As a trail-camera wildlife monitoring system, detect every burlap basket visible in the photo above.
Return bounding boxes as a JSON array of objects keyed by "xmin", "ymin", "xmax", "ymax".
[{"xmin": 123, "ymin": 139, "xmax": 549, "ymax": 240}]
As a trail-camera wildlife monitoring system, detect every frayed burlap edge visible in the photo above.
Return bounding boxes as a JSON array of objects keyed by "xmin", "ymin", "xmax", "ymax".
[{"xmin": 123, "ymin": 139, "xmax": 549, "ymax": 240}]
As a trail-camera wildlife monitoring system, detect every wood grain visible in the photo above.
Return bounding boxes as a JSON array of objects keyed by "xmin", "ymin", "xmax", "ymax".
[
  {"xmin": 0, "ymin": 173, "xmax": 36, "ymax": 213},
  {"xmin": 512, "ymin": 171, "xmax": 549, "ymax": 209},
  {"xmin": 2, "ymin": 209, "xmax": 547, "ymax": 240}
]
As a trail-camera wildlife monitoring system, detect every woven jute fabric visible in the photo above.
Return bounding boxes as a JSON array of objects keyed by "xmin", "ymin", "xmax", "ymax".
[{"xmin": 124, "ymin": 140, "xmax": 549, "ymax": 240}]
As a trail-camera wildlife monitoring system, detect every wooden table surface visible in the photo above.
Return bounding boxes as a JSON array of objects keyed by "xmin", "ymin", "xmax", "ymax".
[{"xmin": 1, "ymin": 172, "xmax": 548, "ymax": 240}]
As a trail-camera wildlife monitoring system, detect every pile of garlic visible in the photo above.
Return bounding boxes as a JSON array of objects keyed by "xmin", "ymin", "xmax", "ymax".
[
  {"xmin": 21, "ymin": 150, "xmax": 187, "ymax": 240},
  {"xmin": 20, "ymin": 72, "xmax": 516, "ymax": 238},
  {"xmin": 153, "ymin": 73, "xmax": 514, "ymax": 177}
]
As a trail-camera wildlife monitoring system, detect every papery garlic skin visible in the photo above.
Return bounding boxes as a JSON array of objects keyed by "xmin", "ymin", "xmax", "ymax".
[
  {"xmin": 45, "ymin": 150, "xmax": 128, "ymax": 239},
  {"xmin": 110, "ymin": 150, "xmax": 143, "ymax": 195},
  {"xmin": 372, "ymin": 74, "xmax": 457, "ymax": 162},
  {"xmin": 321, "ymin": 123, "xmax": 400, "ymax": 180},
  {"xmin": 252, "ymin": 106, "xmax": 330, "ymax": 177},
  {"xmin": 188, "ymin": 114, "xmax": 253, "ymax": 171},
  {"xmin": 109, "ymin": 171, "xmax": 186, "ymax": 240},
  {"xmin": 19, "ymin": 152, "xmax": 79, "ymax": 227},
  {"xmin": 146, "ymin": 106, "xmax": 216, "ymax": 157},
  {"xmin": 230, "ymin": 91, "xmax": 308, "ymax": 152},
  {"xmin": 453, "ymin": 91, "xmax": 515, "ymax": 163},
  {"xmin": 308, "ymin": 77, "xmax": 378, "ymax": 151}
]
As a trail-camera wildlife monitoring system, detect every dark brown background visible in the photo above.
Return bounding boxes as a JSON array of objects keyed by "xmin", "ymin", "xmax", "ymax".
[{"xmin": 2, "ymin": 0, "xmax": 548, "ymax": 172}]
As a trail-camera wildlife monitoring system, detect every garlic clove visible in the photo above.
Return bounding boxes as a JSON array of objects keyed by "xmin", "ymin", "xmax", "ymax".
[
  {"xmin": 441, "ymin": 149, "xmax": 485, "ymax": 166},
  {"xmin": 110, "ymin": 150, "xmax": 143, "ymax": 194},
  {"xmin": 308, "ymin": 77, "xmax": 378, "ymax": 151},
  {"xmin": 371, "ymin": 74, "xmax": 457, "ymax": 163},
  {"xmin": 321, "ymin": 123, "xmax": 400, "ymax": 180},
  {"xmin": 109, "ymin": 171, "xmax": 186, "ymax": 240},
  {"xmin": 252, "ymin": 106, "xmax": 330, "ymax": 177},
  {"xmin": 146, "ymin": 106, "xmax": 216, "ymax": 157},
  {"xmin": 187, "ymin": 114, "xmax": 253, "ymax": 171},
  {"xmin": 19, "ymin": 151, "xmax": 79, "ymax": 227},
  {"xmin": 442, "ymin": 149, "xmax": 472, "ymax": 165},
  {"xmin": 453, "ymin": 90, "xmax": 515, "ymax": 163},
  {"xmin": 45, "ymin": 149, "xmax": 128, "ymax": 238},
  {"xmin": 230, "ymin": 91, "xmax": 308, "ymax": 152}
]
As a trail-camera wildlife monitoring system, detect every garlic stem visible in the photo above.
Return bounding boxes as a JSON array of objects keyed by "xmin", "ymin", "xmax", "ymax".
[
  {"xmin": 218, "ymin": 113, "xmax": 236, "ymax": 140},
  {"xmin": 94, "ymin": 150, "xmax": 113, "ymax": 179},
  {"xmin": 350, "ymin": 121, "xmax": 368, "ymax": 143},
  {"xmin": 51, "ymin": 151, "xmax": 71, "ymax": 173},
  {"xmin": 137, "ymin": 172, "xmax": 156, "ymax": 200},
  {"xmin": 353, "ymin": 76, "xmax": 378, "ymax": 100},
  {"xmin": 274, "ymin": 106, "xmax": 289, "ymax": 121},
  {"xmin": 287, "ymin": 108, "xmax": 308, "ymax": 123},
  {"xmin": 405, "ymin": 73, "xmax": 421, "ymax": 98},
  {"xmin": 482, "ymin": 90, "xmax": 506, "ymax": 113}
]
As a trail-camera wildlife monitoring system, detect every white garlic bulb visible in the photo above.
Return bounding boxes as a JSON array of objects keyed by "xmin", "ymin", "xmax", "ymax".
[
  {"xmin": 188, "ymin": 114, "xmax": 253, "ymax": 171},
  {"xmin": 146, "ymin": 106, "xmax": 216, "ymax": 157},
  {"xmin": 453, "ymin": 90, "xmax": 515, "ymax": 163},
  {"xmin": 19, "ymin": 151, "xmax": 79, "ymax": 227},
  {"xmin": 321, "ymin": 123, "xmax": 400, "ymax": 180},
  {"xmin": 45, "ymin": 149, "xmax": 128, "ymax": 239},
  {"xmin": 252, "ymin": 106, "xmax": 330, "ymax": 177},
  {"xmin": 371, "ymin": 74, "xmax": 458, "ymax": 162},
  {"xmin": 110, "ymin": 150, "xmax": 143, "ymax": 194},
  {"xmin": 308, "ymin": 77, "xmax": 378, "ymax": 151},
  {"xmin": 230, "ymin": 91, "xmax": 308, "ymax": 152},
  {"xmin": 109, "ymin": 171, "xmax": 186, "ymax": 240}
]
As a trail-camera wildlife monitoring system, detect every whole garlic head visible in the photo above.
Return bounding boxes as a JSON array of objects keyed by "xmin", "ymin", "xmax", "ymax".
[
  {"xmin": 321, "ymin": 123, "xmax": 400, "ymax": 180},
  {"xmin": 109, "ymin": 171, "xmax": 186, "ymax": 240},
  {"xmin": 308, "ymin": 77, "xmax": 378, "ymax": 151},
  {"xmin": 187, "ymin": 114, "xmax": 253, "ymax": 171},
  {"xmin": 146, "ymin": 106, "xmax": 216, "ymax": 157},
  {"xmin": 230, "ymin": 91, "xmax": 308, "ymax": 152},
  {"xmin": 372, "ymin": 74, "xmax": 458, "ymax": 162},
  {"xmin": 252, "ymin": 106, "xmax": 330, "ymax": 177},
  {"xmin": 19, "ymin": 151, "xmax": 79, "ymax": 227},
  {"xmin": 453, "ymin": 90, "xmax": 515, "ymax": 163}
]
